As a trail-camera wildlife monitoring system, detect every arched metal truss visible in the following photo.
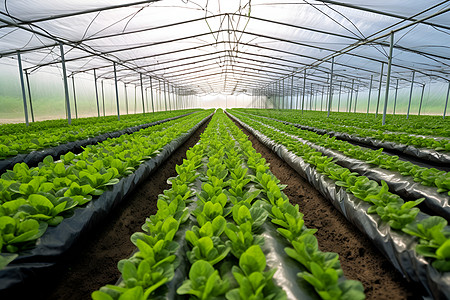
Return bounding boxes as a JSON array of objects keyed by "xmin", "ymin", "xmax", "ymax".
[{"xmin": 0, "ymin": 0, "xmax": 449, "ymax": 120}]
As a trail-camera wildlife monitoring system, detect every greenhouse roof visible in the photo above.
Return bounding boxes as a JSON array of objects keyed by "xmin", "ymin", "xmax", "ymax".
[{"xmin": 0, "ymin": 0, "xmax": 449, "ymax": 96}]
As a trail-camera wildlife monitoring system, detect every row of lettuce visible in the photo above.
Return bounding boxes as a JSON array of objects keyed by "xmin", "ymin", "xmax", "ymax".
[
  {"xmin": 239, "ymin": 109, "xmax": 450, "ymax": 152},
  {"xmin": 234, "ymin": 111, "xmax": 450, "ymax": 199},
  {"xmin": 229, "ymin": 109, "xmax": 450, "ymax": 274},
  {"xmin": 92, "ymin": 110, "xmax": 365, "ymax": 300},
  {"xmin": 243, "ymin": 109, "xmax": 450, "ymax": 138},
  {"xmin": 0, "ymin": 110, "xmax": 212, "ymax": 265},
  {"xmin": 0, "ymin": 110, "xmax": 199, "ymax": 159}
]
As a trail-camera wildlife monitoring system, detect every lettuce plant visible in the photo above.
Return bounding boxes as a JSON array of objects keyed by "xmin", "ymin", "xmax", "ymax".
[
  {"xmin": 225, "ymin": 245, "xmax": 287, "ymax": 300},
  {"xmin": 225, "ymin": 222, "xmax": 264, "ymax": 259},
  {"xmin": 0, "ymin": 216, "xmax": 47, "ymax": 252},
  {"xmin": 177, "ymin": 260, "xmax": 230, "ymax": 299},
  {"xmin": 231, "ymin": 202, "xmax": 268, "ymax": 233},
  {"xmin": 185, "ymin": 216, "xmax": 227, "ymax": 246},
  {"xmin": 403, "ymin": 216, "xmax": 450, "ymax": 271},
  {"xmin": 187, "ymin": 236, "xmax": 231, "ymax": 266}
]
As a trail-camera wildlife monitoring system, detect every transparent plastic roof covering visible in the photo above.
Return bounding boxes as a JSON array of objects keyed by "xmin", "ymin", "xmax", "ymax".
[{"xmin": 0, "ymin": 0, "xmax": 449, "ymax": 96}]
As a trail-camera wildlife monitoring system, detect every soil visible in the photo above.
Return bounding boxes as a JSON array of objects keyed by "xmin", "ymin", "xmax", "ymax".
[{"xmin": 29, "ymin": 114, "xmax": 423, "ymax": 300}]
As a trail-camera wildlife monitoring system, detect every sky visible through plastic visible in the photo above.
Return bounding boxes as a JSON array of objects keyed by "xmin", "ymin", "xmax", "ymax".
[{"xmin": 0, "ymin": 0, "xmax": 449, "ymax": 122}]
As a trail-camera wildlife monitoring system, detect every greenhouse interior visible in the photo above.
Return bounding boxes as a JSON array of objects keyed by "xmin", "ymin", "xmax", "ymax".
[{"xmin": 0, "ymin": 0, "xmax": 449, "ymax": 299}]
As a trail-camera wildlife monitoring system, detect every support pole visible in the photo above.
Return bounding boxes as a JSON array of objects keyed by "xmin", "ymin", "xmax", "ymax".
[
  {"xmin": 302, "ymin": 69, "xmax": 306, "ymax": 114},
  {"xmin": 366, "ymin": 75, "xmax": 373, "ymax": 115},
  {"xmin": 59, "ymin": 43, "xmax": 71, "ymax": 125},
  {"xmin": 345, "ymin": 91, "xmax": 350, "ymax": 113},
  {"xmin": 167, "ymin": 82, "xmax": 172, "ymax": 111},
  {"xmin": 124, "ymin": 84, "xmax": 128, "ymax": 115},
  {"xmin": 320, "ymin": 86, "xmax": 324, "ymax": 111},
  {"xmin": 146, "ymin": 86, "xmax": 150, "ymax": 112},
  {"xmin": 113, "ymin": 62, "xmax": 120, "ymax": 121},
  {"xmin": 282, "ymin": 78, "xmax": 285, "ymax": 109},
  {"xmin": 25, "ymin": 70, "xmax": 34, "ymax": 122},
  {"xmin": 337, "ymin": 82, "xmax": 342, "ymax": 112},
  {"xmin": 382, "ymin": 31, "xmax": 394, "ymax": 125},
  {"xmin": 444, "ymin": 81, "xmax": 450, "ymax": 119},
  {"xmin": 290, "ymin": 75, "xmax": 294, "ymax": 109},
  {"xmin": 327, "ymin": 57, "xmax": 334, "ymax": 117},
  {"xmin": 140, "ymin": 73, "xmax": 145, "ymax": 114},
  {"xmin": 93, "ymin": 69, "xmax": 100, "ymax": 117},
  {"xmin": 71, "ymin": 75, "xmax": 78, "ymax": 119},
  {"xmin": 354, "ymin": 88, "xmax": 359, "ymax": 113},
  {"xmin": 134, "ymin": 85, "xmax": 137, "ymax": 114},
  {"xmin": 407, "ymin": 71, "xmax": 415, "ymax": 119},
  {"xmin": 315, "ymin": 88, "xmax": 318, "ymax": 111},
  {"xmin": 418, "ymin": 84, "xmax": 425, "ymax": 116},
  {"xmin": 310, "ymin": 83, "xmax": 313, "ymax": 110},
  {"xmin": 149, "ymin": 77, "xmax": 155, "ymax": 113},
  {"xmin": 348, "ymin": 79, "xmax": 354, "ymax": 113},
  {"xmin": 101, "ymin": 80, "xmax": 105, "ymax": 116},
  {"xmin": 393, "ymin": 79, "xmax": 399, "ymax": 115},
  {"xmin": 163, "ymin": 81, "xmax": 167, "ymax": 111},
  {"xmin": 173, "ymin": 85, "xmax": 175, "ymax": 110},
  {"xmin": 145, "ymin": 87, "xmax": 149, "ymax": 112},
  {"xmin": 375, "ymin": 63, "xmax": 384, "ymax": 117},
  {"xmin": 17, "ymin": 51, "xmax": 29, "ymax": 126}
]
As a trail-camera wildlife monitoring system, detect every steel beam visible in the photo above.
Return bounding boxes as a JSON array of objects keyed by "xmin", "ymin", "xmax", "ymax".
[
  {"xmin": 94, "ymin": 69, "xmax": 100, "ymax": 117},
  {"xmin": 140, "ymin": 73, "xmax": 145, "ymax": 114},
  {"xmin": 444, "ymin": 81, "xmax": 450, "ymax": 119},
  {"xmin": 393, "ymin": 79, "xmax": 399, "ymax": 115},
  {"xmin": 418, "ymin": 84, "xmax": 425, "ymax": 115},
  {"xmin": 59, "ymin": 44, "xmax": 71, "ymax": 125},
  {"xmin": 302, "ymin": 69, "xmax": 306, "ymax": 114},
  {"xmin": 337, "ymin": 81, "xmax": 342, "ymax": 112},
  {"xmin": 24, "ymin": 70, "xmax": 34, "ymax": 122},
  {"xmin": 17, "ymin": 51, "xmax": 29, "ymax": 126},
  {"xmin": 407, "ymin": 71, "xmax": 415, "ymax": 119},
  {"xmin": 71, "ymin": 75, "xmax": 78, "ymax": 119},
  {"xmin": 101, "ymin": 80, "xmax": 105, "ymax": 116},
  {"xmin": 348, "ymin": 79, "xmax": 354, "ymax": 113},
  {"xmin": 382, "ymin": 32, "xmax": 394, "ymax": 125},
  {"xmin": 375, "ymin": 63, "xmax": 384, "ymax": 117},
  {"xmin": 124, "ymin": 84, "xmax": 129, "ymax": 114},
  {"xmin": 113, "ymin": 62, "xmax": 120, "ymax": 120},
  {"xmin": 149, "ymin": 77, "xmax": 155, "ymax": 113},
  {"xmin": 327, "ymin": 57, "xmax": 334, "ymax": 117},
  {"xmin": 366, "ymin": 75, "xmax": 373, "ymax": 115}
]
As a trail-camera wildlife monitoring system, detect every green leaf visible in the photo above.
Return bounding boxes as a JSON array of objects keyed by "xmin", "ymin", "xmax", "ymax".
[
  {"xmin": 28, "ymin": 194, "xmax": 54, "ymax": 211},
  {"xmin": 91, "ymin": 291, "xmax": 114, "ymax": 300},
  {"xmin": 211, "ymin": 215, "xmax": 226, "ymax": 236},
  {"xmin": 239, "ymin": 245, "xmax": 266, "ymax": 275},
  {"xmin": 436, "ymin": 240, "xmax": 450, "ymax": 260}
]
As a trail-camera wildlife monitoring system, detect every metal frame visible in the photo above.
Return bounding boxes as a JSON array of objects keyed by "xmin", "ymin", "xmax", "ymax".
[{"xmin": 0, "ymin": 3, "xmax": 449, "ymax": 120}]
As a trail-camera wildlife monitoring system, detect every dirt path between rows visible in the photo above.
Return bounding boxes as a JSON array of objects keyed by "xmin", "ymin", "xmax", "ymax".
[{"xmin": 231, "ymin": 117, "xmax": 424, "ymax": 300}]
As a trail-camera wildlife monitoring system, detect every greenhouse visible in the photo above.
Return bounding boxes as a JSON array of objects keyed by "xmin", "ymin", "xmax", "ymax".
[{"xmin": 0, "ymin": 0, "xmax": 449, "ymax": 299}]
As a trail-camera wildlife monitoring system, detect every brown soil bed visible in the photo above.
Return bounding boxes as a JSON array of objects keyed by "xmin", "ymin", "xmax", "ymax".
[
  {"xmin": 232, "ymin": 117, "xmax": 424, "ymax": 300},
  {"xmin": 32, "ymin": 114, "xmax": 424, "ymax": 300}
]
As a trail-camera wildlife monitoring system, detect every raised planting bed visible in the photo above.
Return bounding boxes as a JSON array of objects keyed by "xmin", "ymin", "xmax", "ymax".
[
  {"xmin": 228, "ymin": 110, "xmax": 450, "ymax": 300},
  {"xmin": 0, "ymin": 110, "xmax": 213, "ymax": 296}
]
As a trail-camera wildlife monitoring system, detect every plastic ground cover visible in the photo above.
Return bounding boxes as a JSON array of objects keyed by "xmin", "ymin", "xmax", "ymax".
[
  {"xmin": 228, "ymin": 111, "xmax": 450, "ymax": 300},
  {"xmin": 102, "ymin": 111, "xmax": 356, "ymax": 299},
  {"xmin": 0, "ymin": 112, "xmax": 212, "ymax": 297},
  {"xmin": 0, "ymin": 112, "xmax": 195, "ymax": 174},
  {"xmin": 259, "ymin": 115, "xmax": 450, "ymax": 166},
  {"xmin": 242, "ymin": 113, "xmax": 450, "ymax": 221}
]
